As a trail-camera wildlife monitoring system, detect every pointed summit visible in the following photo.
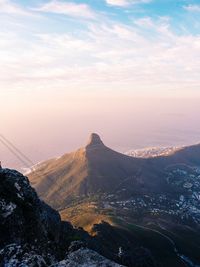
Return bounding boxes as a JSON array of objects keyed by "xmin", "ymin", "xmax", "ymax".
[{"xmin": 86, "ymin": 133, "xmax": 104, "ymax": 147}]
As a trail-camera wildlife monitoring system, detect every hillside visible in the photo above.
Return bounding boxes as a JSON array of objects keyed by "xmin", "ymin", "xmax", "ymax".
[
  {"xmin": 29, "ymin": 133, "xmax": 200, "ymax": 209},
  {"xmin": 29, "ymin": 133, "xmax": 141, "ymax": 208}
]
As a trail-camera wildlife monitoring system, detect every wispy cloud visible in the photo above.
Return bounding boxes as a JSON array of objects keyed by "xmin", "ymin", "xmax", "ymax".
[
  {"xmin": 105, "ymin": 0, "xmax": 151, "ymax": 7},
  {"xmin": 34, "ymin": 0, "xmax": 96, "ymax": 19},
  {"xmin": 184, "ymin": 4, "xmax": 200, "ymax": 12},
  {"xmin": 0, "ymin": 0, "xmax": 200, "ymax": 97},
  {"xmin": 134, "ymin": 17, "xmax": 154, "ymax": 27},
  {"xmin": 0, "ymin": 0, "xmax": 31, "ymax": 16},
  {"xmin": 1, "ymin": 16, "xmax": 200, "ymax": 97}
]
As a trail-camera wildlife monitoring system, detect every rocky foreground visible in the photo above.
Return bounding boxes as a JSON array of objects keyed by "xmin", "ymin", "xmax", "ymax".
[{"xmin": 0, "ymin": 168, "xmax": 124, "ymax": 267}]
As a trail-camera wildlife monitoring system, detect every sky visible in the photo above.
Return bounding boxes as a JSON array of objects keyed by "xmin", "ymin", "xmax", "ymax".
[{"xmin": 1, "ymin": 0, "xmax": 200, "ymax": 169}]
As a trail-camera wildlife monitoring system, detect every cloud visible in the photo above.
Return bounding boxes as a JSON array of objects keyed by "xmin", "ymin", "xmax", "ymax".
[
  {"xmin": 34, "ymin": 0, "xmax": 96, "ymax": 19},
  {"xmin": 106, "ymin": 0, "xmax": 130, "ymax": 6},
  {"xmin": 0, "ymin": 2, "xmax": 200, "ymax": 98},
  {"xmin": 0, "ymin": 0, "xmax": 31, "ymax": 16},
  {"xmin": 134, "ymin": 17, "xmax": 154, "ymax": 27},
  {"xmin": 184, "ymin": 4, "xmax": 200, "ymax": 12},
  {"xmin": 1, "ymin": 17, "xmax": 200, "ymax": 97},
  {"xmin": 105, "ymin": 0, "xmax": 151, "ymax": 7},
  {"xmin": 134, "ymin": 16, "xmax": 171, "ymax": 34}
]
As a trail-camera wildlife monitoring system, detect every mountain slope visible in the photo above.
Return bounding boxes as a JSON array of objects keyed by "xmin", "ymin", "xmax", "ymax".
[
  {"xmin": 29, "ymin": 133, "xmax": 200, "ymax": 209},
  {"xmin": 29, "ymin": 133, "xmax": 143, "ymax": 208}
]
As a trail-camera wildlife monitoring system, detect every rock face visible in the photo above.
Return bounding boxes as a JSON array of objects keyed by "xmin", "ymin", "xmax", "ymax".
[
  {"xmin": 0, "ymin": 168, "xmax": 61, "ymax": 248},
  {"xmin": 0, "ymin": 245, "xmax": 124, "ymax": 267},
  {"xmin": 0, "ymin": 244, "xmax": 49, "ymax": 267},
  {"xmin": 0, "ymin": 168, "xmax": 124, "ymax": 267},
  {"xmin": 0, "ymin": 168, "xmax": 71, "ymax": 265},
  {"xmin": 52, "ymin": 248, "xmax": 124, "ymax": 267}
]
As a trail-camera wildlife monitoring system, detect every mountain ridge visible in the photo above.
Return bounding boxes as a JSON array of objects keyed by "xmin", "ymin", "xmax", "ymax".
[{"xmin": 29, "ymin": 133, "xmax": 200, "ymax": 210}]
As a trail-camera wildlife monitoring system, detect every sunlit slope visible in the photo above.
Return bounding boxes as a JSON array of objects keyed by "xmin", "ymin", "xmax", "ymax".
[
  {"xmin": 29, "ymin": 147, "xmax": 89, "ymax": 208},
  {"xmin": 29, "ymin": 133, "xmax": 200, "ymax": 209}
]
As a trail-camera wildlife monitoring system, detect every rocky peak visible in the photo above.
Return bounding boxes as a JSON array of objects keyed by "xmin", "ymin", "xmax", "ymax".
[{"xmin": 86, "ymin": 133, "xmax": 104, "ymax": 148}]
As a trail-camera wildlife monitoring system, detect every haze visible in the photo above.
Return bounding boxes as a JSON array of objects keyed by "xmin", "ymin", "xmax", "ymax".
[{"xmin": 1, "ymin": 90, "xmax": 200, "ymax": 170}]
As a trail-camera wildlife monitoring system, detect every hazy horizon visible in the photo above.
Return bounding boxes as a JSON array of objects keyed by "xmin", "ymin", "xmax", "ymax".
[{"xmin": 2, "ymin": 94, "xmax": 200, "ymax": 170}]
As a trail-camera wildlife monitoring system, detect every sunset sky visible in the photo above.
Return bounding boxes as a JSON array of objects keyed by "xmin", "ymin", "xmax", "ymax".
[{"xmin": 1, "ymin": 0, "xmax": 200, "ymax": 169}]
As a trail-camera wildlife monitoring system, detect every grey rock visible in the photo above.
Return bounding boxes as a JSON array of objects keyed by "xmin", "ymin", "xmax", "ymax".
[{"xmin": 51, "ymin": 248, "xmax": 125, "ymax": 267}]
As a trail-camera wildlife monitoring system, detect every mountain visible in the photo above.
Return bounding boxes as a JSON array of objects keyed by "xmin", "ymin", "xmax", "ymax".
[
  {"xmin": 28, "ymin": 134, "xmax": 200, "ymax": 266},
  {"xmin": 29, "ymin": 133, "xmax": 137, "ymax": 208},
  {"xmin": 29, "ymin": 133, "xmax": 200, "ymax": 209},
  {"xmin": 29, "ymin": 133, "xmax": 168, "ymax": 209}
]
